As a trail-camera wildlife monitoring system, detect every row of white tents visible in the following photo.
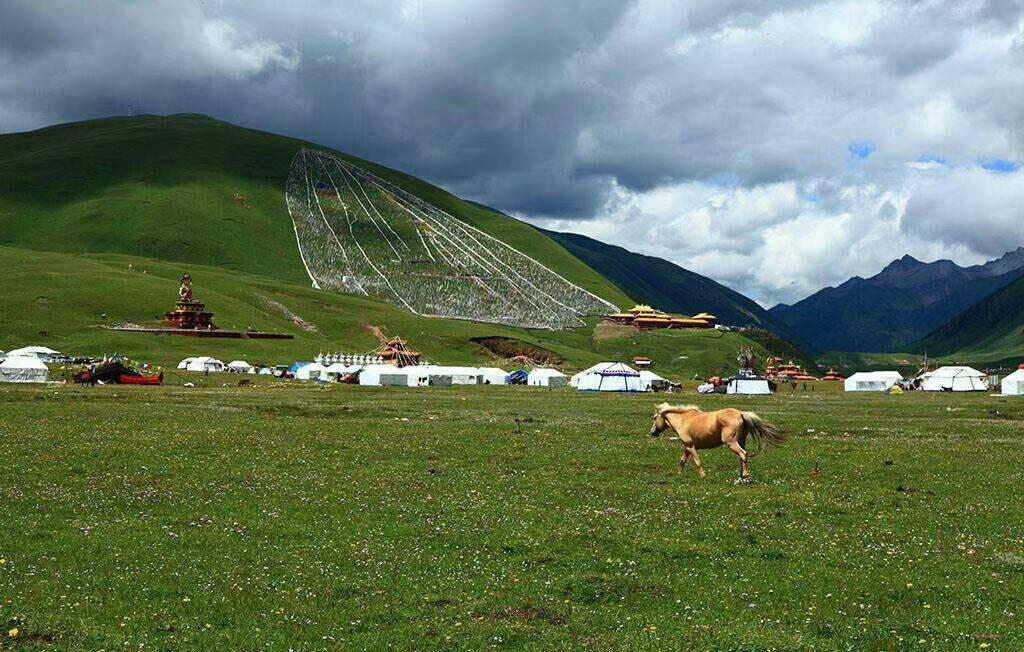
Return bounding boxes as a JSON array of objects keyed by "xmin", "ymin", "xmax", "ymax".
[
  {"xmin": 844, "ymin": 366, "xmax": 998, "ymax": 393},
  {"xmin": 0, "ymin": 346, "xmax": 58, "ymax": 383}
]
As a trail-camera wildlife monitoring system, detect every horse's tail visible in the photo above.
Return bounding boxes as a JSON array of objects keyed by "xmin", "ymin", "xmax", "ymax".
[{"xmin": 741, "ymin": 411, "xmax": 785, "ymax": 455}]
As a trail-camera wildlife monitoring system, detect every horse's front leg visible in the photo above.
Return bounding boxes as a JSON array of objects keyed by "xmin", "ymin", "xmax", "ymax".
[
  {"xmin": 687, "ymin": 446, "xmax": 706, "ymax": 478},
  {"xmin": 678, "ymin": 446, "xmax": 691, "ymax": 475}
]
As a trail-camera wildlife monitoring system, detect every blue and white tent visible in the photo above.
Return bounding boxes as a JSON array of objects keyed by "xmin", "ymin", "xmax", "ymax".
[{"xmin": 575, "ymin": 362, "xmax": 643, "ymax": 392}]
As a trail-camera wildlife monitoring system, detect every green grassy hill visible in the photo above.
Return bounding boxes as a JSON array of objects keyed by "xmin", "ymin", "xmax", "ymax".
[
  {"xmin": 0, "ymin": 245, "xmax": 773, "ymax": 380},
  {"xmin": 908, "ymin": 274, "xmax": 1024, "ymax": 367},
  {"xmin": 0, "ymin": 114, "xmax": 806, "ymax": 379},
  {"xmin": 0, "ymin": 113, "xmax": 629, "ymax": 308}
]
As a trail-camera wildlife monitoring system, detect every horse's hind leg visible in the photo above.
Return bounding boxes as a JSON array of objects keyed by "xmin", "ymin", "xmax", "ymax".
[{"xmin": 728, "ymin": 441, "xmax": 751, "ymax": 480}]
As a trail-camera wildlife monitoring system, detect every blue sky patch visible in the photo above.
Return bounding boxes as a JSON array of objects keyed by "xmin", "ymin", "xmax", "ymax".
[
  {"xmin": 848, "ymin": 141, "xmax": 875, "ymax": 159},
  {"xmin": 980, "ymin": 158, "xmax": 1019, "ymax": 173},
  {"xmin": 916, "ymin": 154, "xmax": 946, "ymax": 165}
]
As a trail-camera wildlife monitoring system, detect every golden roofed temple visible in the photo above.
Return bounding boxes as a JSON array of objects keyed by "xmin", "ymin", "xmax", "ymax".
[{"xmin": 606, "ymin": 305, "xmax": 716, "ymax": 330}]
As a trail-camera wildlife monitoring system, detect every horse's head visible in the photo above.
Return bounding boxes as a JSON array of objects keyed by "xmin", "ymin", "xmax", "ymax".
[{"xmin": 649, "ymin": 404, "xmax": 669, "ymax": 437}]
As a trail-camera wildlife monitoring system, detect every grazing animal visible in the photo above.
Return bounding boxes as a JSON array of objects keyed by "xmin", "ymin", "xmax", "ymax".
[{"xmin": 648, "ymin": 402, "xmax": 784, "ymax": 480}]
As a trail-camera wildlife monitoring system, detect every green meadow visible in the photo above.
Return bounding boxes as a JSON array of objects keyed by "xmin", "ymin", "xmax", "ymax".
[{"xmin": 1, "ymin": 380, "xmax": 1022, "ymax": 650}]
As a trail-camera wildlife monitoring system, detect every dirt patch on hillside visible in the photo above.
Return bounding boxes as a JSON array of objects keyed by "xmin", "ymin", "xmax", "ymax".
[
  {"xmin": 258, "ymin": 295, "xmax": 318, "ymax": 332},
  {"xmin": 593, "ymin": 321, "xmax": 634, "ymax": 342},
  {"xmin": 470, "ymin": 336, "xmax": 563, "ymax": 365}
]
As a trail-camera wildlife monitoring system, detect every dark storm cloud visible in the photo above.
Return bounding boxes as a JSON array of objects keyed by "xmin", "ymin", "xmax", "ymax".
[{"xmin": 1, "ymin": 0, "xmax": 1023, "ymax": 304}]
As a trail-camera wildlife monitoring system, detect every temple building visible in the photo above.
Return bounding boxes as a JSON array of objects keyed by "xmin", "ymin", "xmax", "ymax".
[{"xmin": 605, "ymin": 304, "xmax": 716, "ymax": 330}]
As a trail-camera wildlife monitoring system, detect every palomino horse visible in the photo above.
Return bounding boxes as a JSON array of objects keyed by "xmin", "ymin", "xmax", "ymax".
[{"xmin": 648, "ymin": 402, "xmax": 784, "ymax": 480}]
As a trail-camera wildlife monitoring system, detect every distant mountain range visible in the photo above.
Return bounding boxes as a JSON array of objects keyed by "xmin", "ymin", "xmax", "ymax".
[{"xmin": 769, "ymin": 248, "xmax": 1024, "ymax": 354}]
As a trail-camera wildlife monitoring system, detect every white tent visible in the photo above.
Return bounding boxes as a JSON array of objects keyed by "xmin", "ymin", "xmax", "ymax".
[
  {"xmin": 6, "ymin": 346, "xmax": 60, "ymax": 361},
  {"xmin": 1001, "ymin": 368, "xmax": 1024, "ymax": 396},
  {"xmin": 323, "ymin": 363, "xmax": 361, "ymax": 379},
  {"xmin": 478, "ymin": 367, "xmax": 508, "ymax": 385},
  {"xmin": 359, "ymin": 364, "xmax": 414, "ymax": 387},
  {"xmin": 294, "ymin": 362, "xmax": 327, "ymax": 381},
  {"xmin": 921, "ymin": 366, "xmax": 987, "ymax": 392},
  {"xmin": 726, "ymin": 378, "xmax": 772, "ymax": 395},
  {"xmin": 638, "ymin": 370, "xmax": 668, "ymax": 391},
  {"xmin": 844, "ymin": 371, "xmax": 903, "ymax": 392},
  {"xmin": 576, "ymin": 362, "xmax": 642, "ymax": 392},
  {"xmin": 0, "ymin": 356, "xmax": 50, "ymax": 383},
  {"xmin": 177, "ymin": 357, "xmax": 224, "ymax": 372},
  {"xmin": 227, "ymin": 360, "xmax": 255, "ymax": 373},
  {"xmin": 528, "ymin": 368, "xmax": 568, "ymax": 388}
]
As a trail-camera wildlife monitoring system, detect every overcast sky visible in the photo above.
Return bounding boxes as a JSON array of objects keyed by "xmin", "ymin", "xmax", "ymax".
[{"xmin": 2, "ymin": 0, "xmax": 1023, "ymax": 306}]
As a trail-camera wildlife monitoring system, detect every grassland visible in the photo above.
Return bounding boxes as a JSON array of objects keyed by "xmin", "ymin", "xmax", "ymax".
[{"xmin": 1, "ymin": 380, "xmax": 1023, "ymax": 649}]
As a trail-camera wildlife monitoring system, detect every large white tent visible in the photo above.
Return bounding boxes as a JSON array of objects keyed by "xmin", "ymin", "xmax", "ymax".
[
  {"xmin": 528, "ymin": 368, "xmax": 568, "ymax": 388},
  {"xmin": 1001, "ymin": 368, "xmax": 1024, "ymax": 396},
  {"xmin": 844, "ymin": 371, "xmax": 903, "ymax": 392},
  {"xmin": 294, "ymin": 362, "xmax": 327, "ymax": 381},
  {"xmin": 921, "ymin": 366, "xmax": 987, "ymax": 392},
  {"xmin": 358, "ymin": 364, "xmax": 414, "ymax": 387},
  {"xmin": 226, "ymin": 360, "xmax": 255, "ymax": 373},
  {"xmin": 177, "ymin": 357, "xmax": 225, "ymax": 372},
  {"xmin": 6, "ymin": 346, "xmax": 60, "ymax": 361},
  {"xmin": 576, "ymin": 362, "xmax": 642, "ymax": 392},
  {"xmin": 0, "ymin": 356, "xmax": 50, "ymax": 383},
  {"xmin": 726, "ymin": 378, "xmax": 772, "ymax": 395}
]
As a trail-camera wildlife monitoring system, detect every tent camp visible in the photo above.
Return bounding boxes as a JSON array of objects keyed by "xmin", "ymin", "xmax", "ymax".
[
  {"xmin": 1001, "ymin": 367, "xmax": 1024, "ymax": 396},
  {"xmin": 6, "ymin": 346, "xmax": 60, "ymax": 361},
  {"xmin": 0, "ymin": 356, "xmax": 50, "ymax": 383},
  {"xmin": 528, "ymin": 368, "xmax": 568, "ymax": 388},
  {"xmin": 576, "ymin": 362, "xmax": 643, "ymax": 392},
  {"xmin": 921, "ymin": 366, "xmax": 987, "ymax": 392},
  {"xmin": 226, "ymin": 360, "xmax": 255, "ymax": 373},
  {"xmin": 726, "ymin": 378, "xmax": 772, "ymax": 395},
  {"xmin": 177, "ymin": 357, "xmax": 224, "ymax": 372},
  {"xmin": 844, "ymin": 371, "xmax": 903, "ymax": 392},
  {"xmin": 294, "ymin": 362, "xmax": 326, "ymax": 381}
]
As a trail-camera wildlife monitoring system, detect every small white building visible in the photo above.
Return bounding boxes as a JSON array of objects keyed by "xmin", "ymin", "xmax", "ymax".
[
  {"xmin": 0, "ymin": 356, "xmax": 50, "ymax": 383},
  {"xmin": 921, "ymin": 366, "xmax": 987, "ymax": 392},
  {"xmin": 1001, "ymin": 367, "xmax": 1024, "ymax": 396},
  {"xmin": 528, "ymin": 368, "xmax": 568, "ymax": 388},
  {"xmin": 844, "ymin": 371, "xmax": 903, "ymax": 392}
]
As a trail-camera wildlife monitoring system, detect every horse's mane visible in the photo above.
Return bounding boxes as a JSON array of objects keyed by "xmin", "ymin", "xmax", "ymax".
[{"xmin": 656, "ymin": 402, "xmax": 700, "ymax": 415}]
